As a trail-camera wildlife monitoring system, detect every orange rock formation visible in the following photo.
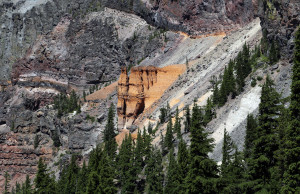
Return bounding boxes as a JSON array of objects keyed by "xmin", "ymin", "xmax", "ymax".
[{"xmin": 117, "ymin": 64, "xmax": 186, "ymax": 130}]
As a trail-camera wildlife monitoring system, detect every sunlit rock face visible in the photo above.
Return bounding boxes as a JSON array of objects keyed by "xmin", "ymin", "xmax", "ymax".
[{"xmin": 117, "ymin": 64, "xmax": 186, "ymax": 130}]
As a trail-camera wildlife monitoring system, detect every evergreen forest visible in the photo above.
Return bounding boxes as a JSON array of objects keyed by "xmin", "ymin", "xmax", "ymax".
[{"xmin": 4, "ymin": 28, "xmax": 300, "ymax": 194}]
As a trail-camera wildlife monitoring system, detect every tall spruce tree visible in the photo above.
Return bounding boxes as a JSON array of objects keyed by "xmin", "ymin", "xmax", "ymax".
[
  {"xmin": 145, "ymin": 148, "xmax": 164, "ymax": 194},
  {"xmin": 281, "ymin": 26, "xmax": 300, "ymax": 193},
  {"xmin": 184, "ymin": 102, "xmax": 218, "ymax": 193},
  {"xmin": 165, "ymin": 148, "xmax": 180, "ymax": 194},
  {"xmin": 103, "ymin": 103, "xmax": 117, "ymax": 158},
  {"xmin": 77, "ymin": 161, "xmax": 88, "ymax": 194},
  {"xmin": 244, "ymin": 114, "xmax": 258, "ymax": 159},
  {"xmin": 176, "ymin": 139, "xmax": 189, "ymax": 192},
  {"xmin": 35, "ymin": 158, "xmax": 56, "ymax": 193},
  {"xmin": 164, "ymin": 117, "xmax": 173, "ymax": 151},
  {"xmin": 134, "ymin": 130, "xmax": 144, "ymax": 174},
  {"xmin": 247, "ymin": 75, "xmax": 282, "ymax": 192},
  {"xmin": 174, "ymin": 107, "xmax": 182, "ymax": 139},
  {"xmin": 204, "ymin": 97, "xmax": 214, "ymax": 126},
  {"xmin": 221, "ymin": 129, "xmax": 234, "ymax": 174},
  {"xmin": 117, "ymin": 134, "xmax": 136, "ymax": 193}
]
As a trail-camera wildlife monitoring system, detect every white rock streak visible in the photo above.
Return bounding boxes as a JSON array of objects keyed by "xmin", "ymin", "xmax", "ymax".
[{"xmin": 211, "ymin": 86, "xmax": 262, "ymax": 145}]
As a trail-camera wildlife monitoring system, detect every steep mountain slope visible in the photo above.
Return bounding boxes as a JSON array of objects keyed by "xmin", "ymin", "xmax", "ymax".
[{"xmin": 0, "ymin": 0, "xmax": 299, "ymax": 191}]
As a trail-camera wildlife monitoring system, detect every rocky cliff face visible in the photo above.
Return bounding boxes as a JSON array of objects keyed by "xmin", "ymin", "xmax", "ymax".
[
  {"xmin": 117, "ymin": 64, "xmax": 186, "ymax": 130},
  {"xmin": 11, "ymin": 8, "xmax": 166, "ymax": 93},
  {"xmin": 0, "ymin": 0, "xmax": 257, "ymax": 82},
  {"xmin": 258, "ymin": 0, "xmax": 300, "ymax": 58}
]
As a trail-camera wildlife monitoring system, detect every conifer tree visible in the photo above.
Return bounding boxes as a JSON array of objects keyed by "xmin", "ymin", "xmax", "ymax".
[
  {"xmin": 281, "ymin": 26, "xmax": 300, "ymax": 193},
  {"xmin": 244, "ymin": 114, "xmax": 258, "ymax": 159},
  {"xmin": 118, "ymin": 134, "xmax": 136, "ymax": 193},
  {"xmin": 143, "ymin": 128, "xmax": 152, "ymax": 162},
  {"xmin": 174, "ymin": 107, "xmax": 182, "ymax": 139},
  {"xmin": 4, "ymin": 172, "xmax": 10, "ymax": 194},
  {"xmin": 176, "ymin": 139, "xmax": 189, "ymax": 192},
  {"xmin": 35, "ymin": 158, "xmax": 56, "ymax": 193},
  {"xmin": 165, "ymin": 148, "xmax": 180, "ymax": 194},
  {"xmin": 219, "ymin": 67, "xmax": 229, "ymax": 106},
  {"xmin": 221, "ymin": 129, "xmax": 234, "ymax": 174},
  {"xmin": 242, "ymin": 43, "xmax": 252, "ymax": 78},
  {"xmin": 145, "ymin": 148, "xmax": 164, "ymax": 194},
  {"xmin": 86, "ymin": 146, "xmax": 116, "ymax": 193},
  {"xmin": 269, "ymin": 40, "xmax": 279, "ymax": 65},
  {"xmin": 103, "ymin": 103, "xmax": 117, "ymax": 158},
  {"xmin": 134, "ymin": 130, "xmax": 144, "ymax": 174},
  {"xmin": 147, "ymin": 123, "xmax": 153, "ymax": 134},
  {"xmin": 78, "ymin": 161, "xmax": 88, "ymax": 194},
  {"xmin": 227, "ymin": 59, "xmax": 236, "ymax": 98},
  {"xmin": 62, "ymin": 155, "xmax": 79, "ymax": 194},
  {"xmin": 212, "ymin": 82, "xmax": 220, "ymax": 106},
  {"xmin": 203, "ymin": 97, "xmax": 214, "ymax": 126},
  {"xmin": 164, "ymin": 117, "xmax": 173, "ymax": 151},
  {"xmin": 184, "ymin": 103, "xmax": 218, "ymax": 193},
  {"xmin": 184, "ymin": 105, "xmax": 191, "ymax": 133},
  {"xmin": 247, "ymin": 75, "xmax": 282, "ymax": 192},
  {"xmin": 235, "ymin": 52, "xmax": 245, "ymax": 93},
  {"xmin": 23, "ymin": 175, "xmax": 32, "ymax": 194}
]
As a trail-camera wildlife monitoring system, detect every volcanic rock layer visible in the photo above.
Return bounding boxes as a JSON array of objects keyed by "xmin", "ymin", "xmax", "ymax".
[{"xmin": 117, "ymin": 65, "xmax": 186, "ymax": 130}]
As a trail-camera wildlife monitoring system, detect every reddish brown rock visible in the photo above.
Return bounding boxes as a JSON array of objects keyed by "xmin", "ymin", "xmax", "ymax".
[{"xmin": 117, "ymin": 64, "xmax": 186, "ymax": 130}]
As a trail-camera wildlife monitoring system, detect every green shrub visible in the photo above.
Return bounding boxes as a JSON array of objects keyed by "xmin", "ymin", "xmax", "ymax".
[
  {"xmin": 257, "ymin": 76, "xmax": 263, "ymax": 81},
  {"xmin": 251, "ymin": 77, "xmax": 257, "ymax": 87}
]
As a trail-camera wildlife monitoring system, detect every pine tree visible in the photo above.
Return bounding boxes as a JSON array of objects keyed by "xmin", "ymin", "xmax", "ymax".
[
  {"xmin": 4, "ymin": 172, "xmax": 10, "ymax": 194},
  {"xmin": 219, "ymin": 67, "xmax": 229, "ymax": 106},
  {"xmin": 176, "ymin": 139, "xmax": 189, "ymax": 192},
  {"xmin": 118, "ymin": 134, "xmax": 136, "ymax": 193},
  {"xmin": 165, "ymin": 148, "xmax": 180, "ymax": 194},
  {"xmin": 86, "ymin": 146, "xmax": 116, "ymax": 193},
  {"xmin": 164, "ymin": 117, "xmax": 173, "ymax": 151},
  {"xmin": 221, "ymin": 129, "xmax": 234, "ymax": 174},
  {"xmin": 34, "ymin": 134, "xmax": 39, "ymax": 149},
  {"xmin": 247, "ymin": 75, "xmax": 282, "ymax": 192},
  {"xmin": 244, "ymin": 114, "xmax": 258, "ymax": 159},
  {"xmin": 23, "ymin": 175, "xmax": 32, "ymax": 194},
  {"xmin": 103, "ymin": 103, "xmax": 117, "ymax": 158},
  {"xmin": 242, "ymin": 43, "xmax": 252, "ymax": 78},
  {"xmin": 159, "ymin": 107, "xmax": 167, "ymax": 123},
  {"xmin": 174, "ymin": 107, "xmax": 182, "ymax": 139},
  {"xmin": 269, "ymin": 40, "xmax": 279, "ymax": 65},
  {"xmin": 143, "ymin": 128, "xmax": 152, "ymax": 162},
  {"xmin": 35, "ymin": 158, "xmax": 56, "ymax": 193},
  {"xmin": 184, "ymin": 103, "xmax": 218, "ymax": 193},
  {"xmin": 145, "ymin": 148, "xmax": 164, "ymax": 194},
  {"xmin": 227, "ymin": 59, "xmax": 236, "ymax": 98},
  {"xmin": 221, "ymin": 148, "xmax": 246, "ymax": 193},
  {"xmin": 212, "ymin": 82, "xmax": 220, "ymax": 106},
  {"xmin": 147, "ymin": 122, "xmax": 153, "ymax": 134},
  {"xmin": 134, "ymin": 130, "xmax": 144, "ymax": 174},
  {"xmin": 52, "ymin": 130, "xmax": 61, "ymax": 147},
  {"xmin": 184, "ymin": 105, "xmax": 191, "ymax": 133},
  {"xmin": 63, "ymin": 155, "xmax": 79, "ymax": 194},
  {"xmin": 203, "ymin": 97, "xmax": 214, "ymax": 126},
  {"xmin": 281, "ymin": 26, "xmax": 300, "ymax": 193},
  {"xmin": 235, "ymin": 52, "xmax": 245, "ymax": 93},
  {"xmin": 97, "ymin": 151, "xmax": 117, "ymax": 194},
  {"xmin": 78, "ymin": 161, "xmax": 88, "ymax": 194}
]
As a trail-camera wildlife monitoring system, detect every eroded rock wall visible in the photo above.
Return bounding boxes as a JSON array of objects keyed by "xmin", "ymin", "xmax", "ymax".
[{"xmin": 117, "ymin": 65, "xmax": 186, "ymax": 130}]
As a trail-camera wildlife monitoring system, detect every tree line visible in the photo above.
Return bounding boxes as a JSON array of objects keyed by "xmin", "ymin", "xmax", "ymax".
[{"xmin": 4, "ymin": 28, "xmax": 299, "ymax": 194}]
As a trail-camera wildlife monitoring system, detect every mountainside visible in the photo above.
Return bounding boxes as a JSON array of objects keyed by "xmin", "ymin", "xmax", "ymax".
[{"xmin": 0, "ymin": 0, "xmax": 299, "ymax": 192}]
